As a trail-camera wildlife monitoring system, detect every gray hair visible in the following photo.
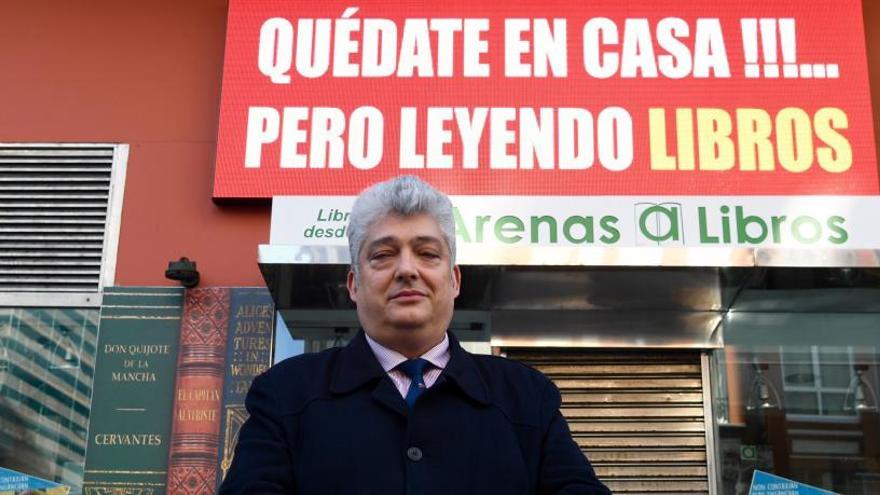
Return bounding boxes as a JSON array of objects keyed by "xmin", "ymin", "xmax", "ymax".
[{"xmin": 347, "ymin": 176, "xmax": 456, "ymax": 277}]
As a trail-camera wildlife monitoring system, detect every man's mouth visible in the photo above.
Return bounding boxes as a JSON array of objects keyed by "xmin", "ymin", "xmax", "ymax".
[{"xmin": 390, "ymin": 289, "xmax": 427, "ymax": 300}]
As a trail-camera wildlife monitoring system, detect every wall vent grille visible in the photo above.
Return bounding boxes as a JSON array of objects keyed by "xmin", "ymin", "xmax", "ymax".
[{"xmin": 0, "ymin": 144, "xmax": 120, "ymax": 292}]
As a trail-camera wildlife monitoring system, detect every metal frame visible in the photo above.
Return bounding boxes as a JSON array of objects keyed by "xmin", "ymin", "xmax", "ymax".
[
  {"xmin": 702, "ymin": 352, "xmax": 720, "ymax": 495},
  {"xmin": 0, "ymin": 142, "xmax": 129, "ymax": 308},
  {"xmin": 487, "ymin": 309, "xmax": 724, "ymax": 349},
  {"xmin": 100, "ymin": 143, "xmax": 129, "ymax": 289},
  {"xmin": 0, "ymin": 292, "xmax": 101, "ymax": 308}
]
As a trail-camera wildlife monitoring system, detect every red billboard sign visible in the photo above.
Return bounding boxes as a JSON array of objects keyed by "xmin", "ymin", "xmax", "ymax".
[{"xmin": 213, "ymin": 0, "xmax": 877, "ymax": 198}]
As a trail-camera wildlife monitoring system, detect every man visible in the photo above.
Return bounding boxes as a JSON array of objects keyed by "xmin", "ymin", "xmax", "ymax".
[{"xmin": 220, "ymin": 176, "xmax": 610, "ymax": 494}]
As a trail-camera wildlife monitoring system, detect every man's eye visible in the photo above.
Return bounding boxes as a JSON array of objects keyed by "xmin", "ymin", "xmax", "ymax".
[
  {"xmin": 370, "ymin": 252, "xmax": 391, "ymax": 261},
  {"xmin": 421, "ymin": 252, "xmax": 440, "ymax": 259}
]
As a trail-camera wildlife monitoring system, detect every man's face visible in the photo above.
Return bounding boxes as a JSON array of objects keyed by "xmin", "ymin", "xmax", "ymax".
[{"xmin": 347, "ymin": 213, "xmax": 461, "ymax": 356}]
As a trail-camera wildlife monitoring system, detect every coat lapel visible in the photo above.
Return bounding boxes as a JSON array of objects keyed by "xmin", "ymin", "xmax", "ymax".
[
  {"xmin": 440, "ymin": 333, "xmax": 491, "ymax": 406},
  {"xmin": 329, "ymin": 330, "xmax": 409, "ymax": 417},
  {"xmin": 371, "ymin": 376, "xmax": 409, "ymax": 417}
]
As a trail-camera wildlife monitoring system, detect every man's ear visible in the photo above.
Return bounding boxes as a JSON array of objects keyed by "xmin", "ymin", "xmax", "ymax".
[
  {"xmin": 452, "ymin": 265, "xmax": 461, "ymax": 298},
  {"xmin": 346, "ymin": 269, "xmax": 358, "ymax": 303}
]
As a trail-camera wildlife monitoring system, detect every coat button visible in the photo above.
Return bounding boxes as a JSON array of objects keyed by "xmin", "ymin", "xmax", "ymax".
[{"xmin": 406, "ymin": 447, "xmax": 423, "ymax": 462}]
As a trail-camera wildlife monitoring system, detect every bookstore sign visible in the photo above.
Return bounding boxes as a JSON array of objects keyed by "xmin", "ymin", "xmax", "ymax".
[
  {"xmin": 213, "ymin": 0, "xmax": 880, "ymax": 262},
  {"xmin": 269, "ymin": 195, "xmax": 880, "ymax": 258}
]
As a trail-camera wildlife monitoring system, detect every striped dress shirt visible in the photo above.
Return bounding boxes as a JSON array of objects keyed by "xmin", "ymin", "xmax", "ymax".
[{"xmin": 364, "ymin": 332, "xmax": 450, "ymax": 399}]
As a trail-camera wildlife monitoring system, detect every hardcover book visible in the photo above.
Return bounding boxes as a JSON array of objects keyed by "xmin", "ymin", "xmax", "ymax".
[
  {"xmin": 216, "ymin": 288, "xmax": 275, "ymax": 490},
  {"xmin": 83, "ymin": 287, "xmax": 184, "ymax": 495},
  {"xmin": 165, "ymin": 288, "xmax": 230, "ymax": 495}
]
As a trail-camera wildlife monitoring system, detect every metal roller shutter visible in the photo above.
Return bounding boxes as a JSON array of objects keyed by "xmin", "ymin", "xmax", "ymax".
[{"xmin": 505, "ymin": 349, "xmax": 714, "ymax": 495}]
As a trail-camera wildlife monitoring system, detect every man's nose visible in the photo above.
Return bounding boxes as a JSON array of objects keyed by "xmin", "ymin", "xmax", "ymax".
[{"xmin": 395, "ymin": 250, "xmax": 419, "ymax": 280}]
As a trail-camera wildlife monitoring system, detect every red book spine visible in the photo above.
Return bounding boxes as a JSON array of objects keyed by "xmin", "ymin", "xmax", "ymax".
[{"xmin": 166, "ymin": 288, "xmax": 231, "ymax": 495}]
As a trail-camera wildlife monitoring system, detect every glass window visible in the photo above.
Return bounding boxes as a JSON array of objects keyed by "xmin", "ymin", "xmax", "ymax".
[
  {"xmin": 715, "ymin": 312, "xmax": 880, "ymax": 495},
  {"xmin": 781, "ymin": 346, "xmax": 855, "ymax": 417},
  {"xmin": 0, "ymin": 308, "xmax": 99, "ymax": 494},
  {"xmin": 272, "ymin": 312, "xmax": 354, "ymax": 364},
  {"xmin": 273, "ymin": 312, "xmax": 305, "ymax": 363}
]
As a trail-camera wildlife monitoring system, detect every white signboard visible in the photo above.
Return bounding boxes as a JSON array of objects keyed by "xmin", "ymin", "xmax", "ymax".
[{"xmin": 271, "ymin": 196, "xmax": 880, "ymax": 252}]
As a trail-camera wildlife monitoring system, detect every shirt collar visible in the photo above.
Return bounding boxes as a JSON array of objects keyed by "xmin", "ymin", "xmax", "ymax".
[
  {"xmin": 330, "ymin": 330, "xmax": 489, "ymax": 406},
  {"xmin": 364, "ymin": 332, "xmax": 450, "ymax": 372},
  {"xmin": 330, "ymin": 330, "xmax": 490, "ymax": 404}
]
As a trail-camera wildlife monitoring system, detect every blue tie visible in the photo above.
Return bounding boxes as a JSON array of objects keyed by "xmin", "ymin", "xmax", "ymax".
[{"xmin": 397, "ymin": 358, "xmax": 430, "ymax": 408}]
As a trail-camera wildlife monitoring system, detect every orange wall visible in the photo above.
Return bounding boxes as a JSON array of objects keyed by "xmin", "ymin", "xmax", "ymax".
[
  {"xmin": 0, "ymin": 1, "xmax": 879, "ymax": 287},
  {"xmin": 0, "ymin": 0, "xmax": 270, "ymax": 286}
]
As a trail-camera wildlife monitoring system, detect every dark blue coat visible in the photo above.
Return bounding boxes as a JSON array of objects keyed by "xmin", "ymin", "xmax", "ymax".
[{"xmin": 219, "ymin": 331, "xmax": 611, "ymax": 495}]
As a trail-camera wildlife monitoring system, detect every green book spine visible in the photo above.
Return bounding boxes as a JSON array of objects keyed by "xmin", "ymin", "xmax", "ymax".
[{"xmin": 83, "ymin": 287, "xmax": 184, "ymax": 495}]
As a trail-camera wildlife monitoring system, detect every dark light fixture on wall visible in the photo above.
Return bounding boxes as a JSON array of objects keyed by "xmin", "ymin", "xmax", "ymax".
[
  {"xmin": 165, "ymin": 257, "xmax": 200, "ymax": 288},
  {"xmin": 746, "ymin": 360, "xmax": 781, "ymax": 411},
  {"xmin": 844, "ymin": 364, "xmax": 878, "ymax": 413}
]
